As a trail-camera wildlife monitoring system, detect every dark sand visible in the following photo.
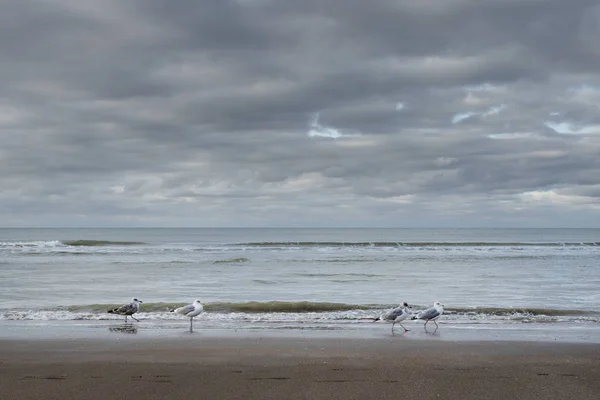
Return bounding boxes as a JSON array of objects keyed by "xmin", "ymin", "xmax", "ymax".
[{"xmin": 1, "ymin": 338, "xmax": 599, "ymax": 400}]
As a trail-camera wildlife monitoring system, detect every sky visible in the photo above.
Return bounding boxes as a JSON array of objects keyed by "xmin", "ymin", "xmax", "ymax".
[{"xmin": 1, "ymin": 0, "xmax": 600, "ymax": 228}]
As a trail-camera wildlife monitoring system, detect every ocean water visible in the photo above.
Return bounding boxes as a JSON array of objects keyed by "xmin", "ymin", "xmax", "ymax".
[{"xmin": 1, "ymin": 228, "xmax": 599, "ymax": 333}]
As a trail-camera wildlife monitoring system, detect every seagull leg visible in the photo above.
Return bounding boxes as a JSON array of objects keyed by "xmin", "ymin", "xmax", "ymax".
[
  {"xmin": 400, "ymin": 323, "xmax": 410, "ymax": 332},
  {"xmin": 131, "ymin": 315, "xmax": 139, "ymax": 322},
  {"xmin": 189, "ymin": 317, "xmax": 193, "ymax": 333},
  {"xmin": 424, "ymin": 320, "xmax": 428, "ymax": 330},
  {"xmin": 391, "ymin": 322, "xmax": 395, "ymax": 333},
  {"xmin": 125, "ymin": 315, "xmax": 128, "ymax": 323}
]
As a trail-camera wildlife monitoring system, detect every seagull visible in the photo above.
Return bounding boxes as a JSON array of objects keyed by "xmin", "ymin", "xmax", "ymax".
[
  {"xmin": 107, "ymin": 298, "xmax": 143, "ymax": 323},
  {"xmin": 173, "ymin": 299, "xmax": 204, "ymax": 333},
  {"xmin": 415, "ymin": 301, "xmax": 444, "ymax": 332},
  {"xmin": 374, "ymin": 302, "xmax": 412, "ymax": 333}
]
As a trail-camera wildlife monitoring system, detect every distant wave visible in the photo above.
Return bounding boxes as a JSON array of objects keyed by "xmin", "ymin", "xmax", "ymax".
[
  {"xmin": 294, "ymin": 272, "xmax": 384, "ymax": 278},
  {"xmin": 214, "ymin": 257, "xmax": 250, "ymax": 264},
  {"xmin": 62, "ymin": 240, "xmax": 146, "ymax": 246},
  {"xmin": 301, "ymin": 258, "xmax": 382, "ymax": 263},
  {"xmin": 3, "ymin": 240, "xmax": 598, "ymax": 253},
  {"xmin": 235, "ymin": 241, "xmax": 600, "ymax": 247},
  {"xmin": 0, "ymin": 240, "xmax": 146, "ymax": 249},
  {"xmin": 0, "ymin": 240, "xmax": 62, "ymax": 248}
]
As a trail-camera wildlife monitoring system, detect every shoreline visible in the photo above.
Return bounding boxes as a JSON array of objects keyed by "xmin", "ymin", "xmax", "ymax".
[
  {"xmin": 1, "ymin": 337, "xmax": 599, "ymax": 399},
  {"xmin": 1, "ymin": 319, "xmax": 599, "ymax": 344}
]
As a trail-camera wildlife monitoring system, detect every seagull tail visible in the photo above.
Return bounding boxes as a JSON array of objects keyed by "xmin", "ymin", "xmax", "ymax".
[{"xmin": 107, "ymin": 308, "xmax": 116, "ymax": 314}]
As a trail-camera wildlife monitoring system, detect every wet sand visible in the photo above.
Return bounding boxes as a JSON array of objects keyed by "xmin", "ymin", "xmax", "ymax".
[{"xmin": 1, "ymin": 337, "xmax": 599, "ymax": 400}]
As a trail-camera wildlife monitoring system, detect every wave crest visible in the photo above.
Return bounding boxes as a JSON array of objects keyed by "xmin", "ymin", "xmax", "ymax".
[
  {"xmin": 214, "ymin": 257, "xmax": 250, "ymax": 264},
  {"xmin": 62, "ymin": 301, "xmax": 375, "ymax": 313},
  {"xmin": 62, "ymin": 240, "xmax": 146, "ymax": 246},
  {"xmin": 447, "ymin": 307, "xmax": 595, "ymax": 317},
  {"xmin": 235, "ymin": 241, "xmax": 600, "ymax": 247}
]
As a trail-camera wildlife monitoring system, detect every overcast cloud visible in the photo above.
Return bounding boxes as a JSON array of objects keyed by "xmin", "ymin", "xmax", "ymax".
[{"xmin": 1, "ymin": 0, "xmax": 600, "ymax": 227}]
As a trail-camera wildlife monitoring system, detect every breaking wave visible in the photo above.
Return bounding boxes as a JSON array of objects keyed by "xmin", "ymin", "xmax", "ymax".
[
  {"xmin": 59, "ymin": 301, "xmax": 377, "ymax": 313},
  {"xmin": 3, "ymin": 239, "xmax": 599, "ymax": 258},
  {"xmin": 0, "ymin": 240, "xmax": 146, "ymax": 252},
  {"xmin": 234, "ymin": 241, "xmax": 600, "ymax": 247},
  {"xmin": 449, "ymin": 307, "xmax": 594, "ymax": 317},
  {"xmin": 1, "ymin": 302, "xmax": 597, "ymax": 322},
  {"xmin": 62, "ymin": 240, "xmax": 146, "ymax": 246}
]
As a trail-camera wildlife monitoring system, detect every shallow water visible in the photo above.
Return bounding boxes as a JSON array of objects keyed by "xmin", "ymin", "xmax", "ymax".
[{"xmin": 1, "ymin": 228, "xmax": 599, "ymax": 330}]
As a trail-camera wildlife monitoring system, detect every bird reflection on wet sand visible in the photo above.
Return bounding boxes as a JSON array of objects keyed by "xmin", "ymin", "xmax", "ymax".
[{"xmin": 108, "ymin": 324, "xmax": 138, "ymax": 334}]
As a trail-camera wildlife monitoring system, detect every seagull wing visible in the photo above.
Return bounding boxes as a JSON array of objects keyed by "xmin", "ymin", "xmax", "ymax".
[
  {"xmin": 175, "ymin": 304, "xmax": 196, "ymax": 316},
  {"xmin": 381, "ymin": 306, "xmax": 405, "ymax": 321},
  {"xmin": 110, "ymin": 302, "xmax": 137, "ymax": 315},
  {"xmin": 417, "ymin": 307, "xmax": 440, "ymax": 320}
]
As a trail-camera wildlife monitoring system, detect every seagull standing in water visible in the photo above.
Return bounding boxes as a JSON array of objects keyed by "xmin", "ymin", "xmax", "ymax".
[
  {"xmin": 174, "ymin": 299, "xmax": 204, "ymax": 333},
  {"xmin": 415, "ymin": 301, "xmax": 444, "ymax": 332},
  {"xmin": 374, "ymin": 302, "xmax": 412, "ymax": 333},
  {"xmin": 107, "ymin": 298, "xmax": 143, "ymax": 323}
]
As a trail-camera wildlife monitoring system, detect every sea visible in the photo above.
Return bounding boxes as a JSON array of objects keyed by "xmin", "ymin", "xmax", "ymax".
[{"xmin": 1, "ymin": 228, "xmax": 599, "ymax": 339}]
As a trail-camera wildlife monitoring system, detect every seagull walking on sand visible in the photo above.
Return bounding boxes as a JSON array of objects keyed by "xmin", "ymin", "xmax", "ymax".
[
  {"xmin": 374, "ymin": 302, "xmax": 412, "ymax": 333},
  {"xmin": 173, "ymin": 299, "xmax": 204, "ymax": 333},
  {"xmin": 107, "ymin": 298, "xmax": 143, "ymax": 323},
  {"xmin": 414, "ymin": 301, "xmax": 444, "ymax": 332}
]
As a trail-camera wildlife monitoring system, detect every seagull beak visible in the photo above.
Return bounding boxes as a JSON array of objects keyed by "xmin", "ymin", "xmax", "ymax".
[{"xmin": 139, "ymin": 300, "xmax": 143, "ymax": 303}]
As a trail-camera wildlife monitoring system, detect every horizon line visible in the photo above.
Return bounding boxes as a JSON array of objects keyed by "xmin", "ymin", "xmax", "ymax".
[{"xmin": 1, "ymin": 226, "xmax": 598, "ymax": 230}]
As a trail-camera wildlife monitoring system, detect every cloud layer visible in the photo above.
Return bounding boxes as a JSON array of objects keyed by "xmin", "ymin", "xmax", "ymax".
[{"xmin": 2, "ymin": 0, "xmax": 600, "ymax": 227}]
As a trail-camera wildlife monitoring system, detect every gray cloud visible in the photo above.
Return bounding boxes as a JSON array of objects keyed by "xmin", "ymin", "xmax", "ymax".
[{"xmin": 1, "ymin": 0, "xmax": 600, "ymax": 227}]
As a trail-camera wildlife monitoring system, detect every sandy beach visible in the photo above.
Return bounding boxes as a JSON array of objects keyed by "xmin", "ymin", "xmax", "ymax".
[{"xmin": 1, "ymin": 336, "xmax": 599, "ymax": 400}]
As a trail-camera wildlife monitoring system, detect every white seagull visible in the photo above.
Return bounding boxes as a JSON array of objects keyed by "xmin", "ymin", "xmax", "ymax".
[
  {"xmin": 415, "ymin": 301, "xmax": 444, "ymax": 331},
  {"xmin": 375, "ymin": 302, "xmax": 412, "ymax": 333},
  {"xmin": 107, "ymin": 298, "xmax": 143, "ymax": 323},
  {"xmin": 174, "ymin": 299, "xmax": 204, "ymax": 332}
]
